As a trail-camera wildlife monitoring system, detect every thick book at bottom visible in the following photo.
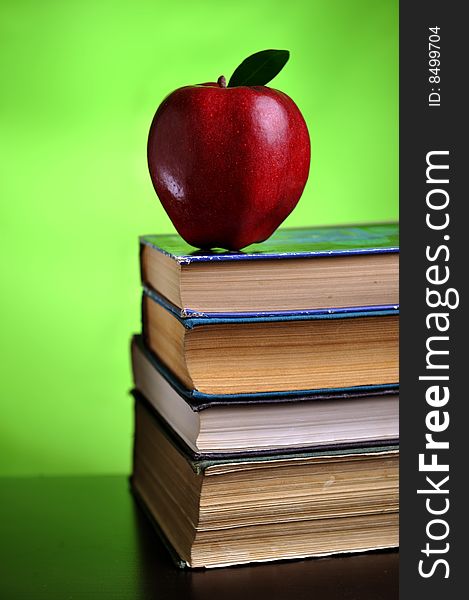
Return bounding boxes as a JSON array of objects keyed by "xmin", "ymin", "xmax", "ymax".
[{"xmin": 131, "ymin": 397, "xmax": 399, "ymax": 568}]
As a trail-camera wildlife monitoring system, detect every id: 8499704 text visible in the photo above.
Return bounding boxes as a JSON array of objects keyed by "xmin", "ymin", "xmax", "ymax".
[{"xmin": 428, "ymin": 26, "xmax": 441, "ymax": 107}]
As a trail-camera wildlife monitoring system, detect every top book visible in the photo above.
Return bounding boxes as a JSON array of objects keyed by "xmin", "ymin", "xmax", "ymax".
[{"xmin": 140, "ymin": 223, "xmax": 399, "ymax": 317}]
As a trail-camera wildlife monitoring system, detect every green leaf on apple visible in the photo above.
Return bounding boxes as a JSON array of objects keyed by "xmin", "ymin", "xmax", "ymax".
[{"xmin": 227, "ymin": 49, "xmax": 290, "ymax": 87}]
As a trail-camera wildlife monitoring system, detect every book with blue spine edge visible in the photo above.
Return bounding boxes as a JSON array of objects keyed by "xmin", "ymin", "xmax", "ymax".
[
  {"xmin": 139, "ymin": 222, "xmax": 399, "ymax": 318},
  {"xmin": 141, "ymin": 287, "xmax": 399, "ymax": 397}
]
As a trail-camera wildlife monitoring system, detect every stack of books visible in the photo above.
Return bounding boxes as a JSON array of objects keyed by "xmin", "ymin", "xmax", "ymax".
[{"xmin": 130, "ymin": 223, "xmax": 399, "ymax": 568}]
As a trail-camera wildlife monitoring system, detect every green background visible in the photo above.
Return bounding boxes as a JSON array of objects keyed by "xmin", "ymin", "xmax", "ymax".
[{"xmin": 0, "ymin": 0, "xmax": 398, "ymax": 476}]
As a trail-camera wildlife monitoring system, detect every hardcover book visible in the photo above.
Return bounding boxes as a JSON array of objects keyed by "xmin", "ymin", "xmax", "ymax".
[
  {"xmin": 140, "ymin": 223, "xmax": 399, "ymax": 316},
  {"xmin": 142, "ymin": 288, "xmax": 399, "ymax": 395},
  {"xmin": 131, "ymin": 397, "xmax": 399, "ymax": 569},
  {"xmin": 131, "ymin": 336, "xmax": 399, "ymax": 456}
]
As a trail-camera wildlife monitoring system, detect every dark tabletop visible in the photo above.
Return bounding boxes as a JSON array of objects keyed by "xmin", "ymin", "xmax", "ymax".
[{"xmin": 0, "ymin": 476, "xmax": 398, "ymax": 599}]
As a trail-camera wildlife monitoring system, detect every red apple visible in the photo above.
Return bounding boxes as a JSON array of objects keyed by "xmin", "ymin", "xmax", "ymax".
[{"xmin": 147, "ymin": 76, "xmax": 310, "ymax": 250}]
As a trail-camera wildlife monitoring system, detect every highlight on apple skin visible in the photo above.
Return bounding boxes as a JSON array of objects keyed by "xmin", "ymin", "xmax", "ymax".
[{"xmin": 147, "ymin": 50, "xmax": 311, "ymax": 251}]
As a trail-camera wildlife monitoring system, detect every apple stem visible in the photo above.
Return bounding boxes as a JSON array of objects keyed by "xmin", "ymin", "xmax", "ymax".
[{"xmin": 217, "ymin": 75, "xmax": 227, "ymax": 88}]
